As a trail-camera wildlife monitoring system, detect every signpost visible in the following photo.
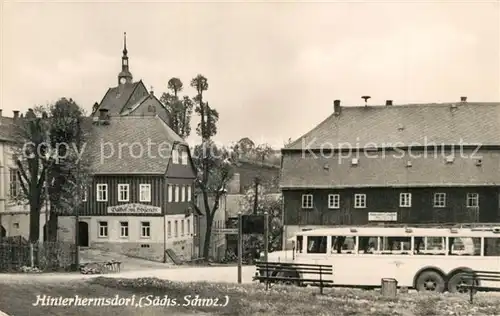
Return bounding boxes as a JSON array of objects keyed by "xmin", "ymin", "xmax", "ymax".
[
  {"xmin": 237, "ymin": 212, "xmax": 243, "ymax": 284},
  {"xmin": 236, "ymin": 211, "xmax": 270, "ymax": 284}
]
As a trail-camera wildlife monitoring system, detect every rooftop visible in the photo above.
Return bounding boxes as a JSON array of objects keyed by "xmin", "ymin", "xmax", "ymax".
[{"xmin": 85, "ymin": 115, "xmax": 185, "ymax": 174}]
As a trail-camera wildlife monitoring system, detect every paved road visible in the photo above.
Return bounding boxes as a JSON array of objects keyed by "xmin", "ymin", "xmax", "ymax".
[{"xmin": 0, "ymin": 265, "xmax": 257, "ymax": 284}]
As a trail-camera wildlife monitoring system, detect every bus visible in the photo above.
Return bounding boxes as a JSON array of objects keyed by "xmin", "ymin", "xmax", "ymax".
[{"xmin": 261, "ymin": 224, "xmax": 500, "ymax": 293}]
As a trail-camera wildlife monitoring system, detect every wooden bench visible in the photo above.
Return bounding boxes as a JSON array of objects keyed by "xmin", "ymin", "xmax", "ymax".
[
  {"xmin": 253, "ymin": 261, "xmax": 333, "ymax": 294},
  {"xmin": 462, "ymin": 270, "xmax": 500, "ymax": 303}
]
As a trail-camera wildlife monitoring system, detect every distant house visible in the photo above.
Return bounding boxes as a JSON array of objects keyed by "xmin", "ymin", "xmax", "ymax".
[{"xmin": 281, "ymin": 98, "xmax": 500, "ymax": 248}]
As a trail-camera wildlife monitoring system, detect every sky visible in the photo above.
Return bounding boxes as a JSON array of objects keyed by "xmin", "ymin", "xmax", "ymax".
[{"xmin": 1, "ymin": 1, "xmax": 499, "ymax": 148}]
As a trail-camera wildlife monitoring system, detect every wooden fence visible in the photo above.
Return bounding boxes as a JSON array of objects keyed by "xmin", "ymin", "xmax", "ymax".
[{"xmin": 0, "ymin": 239, "xmax": 76, "ymax": 272}]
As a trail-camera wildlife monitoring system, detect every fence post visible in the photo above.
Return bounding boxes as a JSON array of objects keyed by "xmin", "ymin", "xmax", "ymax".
[
  {"xmin": 30, "ymin": 243, "xmax": 34, "ymax": 268},
  {"xmin": 265, "ymin": 261, "xmax": 269, "ymax": 291},
  {"xmin": 319, "ymin": 265, "xmax": 323, "ymax": 295}
]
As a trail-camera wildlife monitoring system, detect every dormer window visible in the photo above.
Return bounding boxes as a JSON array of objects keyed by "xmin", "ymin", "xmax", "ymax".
[
  {"xmin": 445, "ymin": 156, "xmax": 455, "ymax": 164},
  {"xmin": 351, "ymin": 158, "xmax": 359, "ymax": 166}
]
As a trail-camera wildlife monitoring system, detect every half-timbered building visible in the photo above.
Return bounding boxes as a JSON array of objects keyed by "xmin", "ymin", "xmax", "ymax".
[
  {"xmin": 57, "ymin": 112, "xmax": 199, "ymax": 262},
  {"xmin": 280, "ymin": 98, "xmax": 500, "ymax": 248}
]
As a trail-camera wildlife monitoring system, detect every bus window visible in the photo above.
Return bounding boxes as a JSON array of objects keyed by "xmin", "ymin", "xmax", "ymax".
[
  {"xmin": 449, "ymin": 237, "xmax": 480, "ymax": 256},
  {"xmin": 307, "ymin": 236, "xmax": 327, "ymax": 254},
  {"xmin": 414, "ymin": 236, "xmax": 446, "ymax": 255},
  {"xmin": 358, "ymin": 236, "xmax": 379, "ymax": 254},
  {"xmin": 381, "ymin": 237, "xmax": 411, "ymax": 254},
  {"xmin": 484, "ymin": 238, "xmax": 500, "ymax": 256},
  {"xmin": 296, "ymin": 236, "xmax": 303, "ymax": 253},
  {"xmin": 331, "ymin": 236, "xmax": 356, "ymax": 254}
]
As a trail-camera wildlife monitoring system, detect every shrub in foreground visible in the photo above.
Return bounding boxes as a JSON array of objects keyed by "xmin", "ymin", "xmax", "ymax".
[{"xmin": 90, "ymin": 277, "xmax": 500, "ymax": 316}]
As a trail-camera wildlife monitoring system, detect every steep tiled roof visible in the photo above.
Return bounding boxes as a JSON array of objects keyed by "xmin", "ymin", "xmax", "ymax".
[
  {"xmin": 86, "ymin": 115, "xmax": 185, "ymax": 174},
  {"xmin": 281, "ymin": 102, "xmax": 500, "ymax": 188},
  {"xmin": 94, "ymin": 81, "xmax": 144, "ymax": 116},
  {"xmin": 286, "ymin": 102, "xmax": 500, "ymax": 150}
]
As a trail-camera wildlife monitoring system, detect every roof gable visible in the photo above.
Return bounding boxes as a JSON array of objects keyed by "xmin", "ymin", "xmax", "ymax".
[{"xmin": 94, "ymin": 80, "xmax": 148, "ymax": 116}]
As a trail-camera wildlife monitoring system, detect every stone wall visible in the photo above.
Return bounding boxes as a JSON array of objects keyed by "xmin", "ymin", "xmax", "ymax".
[{"xmin": 92, "ymin": 241, "xmax": 164, "ymax": 262}]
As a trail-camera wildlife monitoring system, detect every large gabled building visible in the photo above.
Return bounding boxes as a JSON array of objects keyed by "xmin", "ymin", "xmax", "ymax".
[
  {"xmin": 280, "ymin": 98, "xmax": 500, "ymax": 248},
  {"xmin": 57, "ymin": 114, "xmax": 200, "ymax": 262}
]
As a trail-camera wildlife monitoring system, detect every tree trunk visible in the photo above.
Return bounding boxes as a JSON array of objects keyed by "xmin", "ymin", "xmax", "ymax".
[
  {"xmin": 202, "ymin": 213, "xmax": 214, "ymax": 260},
  {"xmin": 48, "ymin": 211, "xmax": 58, "ymax": 242},
  {"xmin": 29, "ymin": 204, "xmax": 41, "ymax": 243}
]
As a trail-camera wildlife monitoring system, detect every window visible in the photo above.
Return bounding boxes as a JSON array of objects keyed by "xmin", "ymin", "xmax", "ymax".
[
  {"xmin": 181, "ymin": 219, "xmax": 185, "ymax": 236},
  {"xmin": 97, "ymin": 184, "xmax": 108, "ymax": 202},
  {"xmin": 141, "ymin": 222, "xmax": 151, "ymax": 238},
  {"xmin": 167, "ymin": 221, "xmax": 171, "ymax": 237},
  {"xmin": 181, "ymin": 151, "xmax": 188, "ymax": 165},
  {"xmin": 187, "ymin": 219, "xmax": 191, "ymax": 235},
  {"xmin": 301, "ymin": 194, "xmax": 313, "ymax": 209},
  {"xmin": 400, "ymin": 193, "xmax": 412, "ymax": 207},
  {"xmin": 354, "ymin": 194, "xmax": 366, "ymax": 208},
  {"xmin": 187, "ymin": 185, "xmax": 192, "ymax": 202},
  {"xmin": 193, "ymin": 218, "xmax": 197, "ymax": 236},
  {"xmin": 81, "ymin": 187, "xmax": 87, "ymax": 202},
  {"xmin": 328, "ymin": 194, "xmax": 340, "ymax": 209},
  {"xmin": 380, "ymin": 237, "xmax": 411, "ymax": 254},
  {"xmin": 174, "ymin": 220, "xmax": 178, "ymax": 237},
  {"xmin": 449, "ymin": 237, "xmax": 481, "ymax": 256},
  {"xmin": 414, "ymin": 236, "xmax": 446, "ymax": 255},
  {"xmin": 466, "ymin": 193, "xmax": 479, "ymax": 207},
  {"xmin": 168, "ymin": 185, "xmax": 173, "ymax": 202},
  {"xmin": 98, "ymin": 221, "xmax": 108, "ymax": 237},
  {"xmin": 433, "ymin": 193, "xmax": 446, "ymax": 208},
  {"xmin": 120, "ymin": 222, "xmax": 129, "ymax": 238},
  {"xmin": 175, "ymin": 185, "xmax": 180, "ymax": 202},
  {"xmin": 484, "ymin": 238, "xmax": 500, "ymax": 257},
  {"xmin": 139, "ymin": 184, "xmax": 151, "ymax": 202},
  {"xmin": 9, "ymin": 168, "xmax": 19, "ymax": 198},
  {"xmin": 172, "ymin": 149, "xmax": 179, "ymax": 164},
  {"xmin": 118, "ymin": 184, "xmax": 129, "ymax": 202},
  {"xmin": 331, "ymin": 236, "xmax": 356, "ymax": 254},
  {"xmin": 181, "ymin": 186, "xmax": 186, "ymax": 202},
  {"xmin": 306, "ymin": 236, "xmax": 327, "ymax": 254},
  {"xmin": 13, "ymin": 223, "xmax": 19, "ymax": 229},
  {"xmin": 358, "ymin": 236, "xmax": 379, "ymax": 254}
]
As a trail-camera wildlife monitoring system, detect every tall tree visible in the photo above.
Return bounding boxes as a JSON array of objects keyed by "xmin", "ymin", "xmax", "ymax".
[
  {"xmin": 12, "ymin": 98, "xmax": 89, "ymax": 242},
  {"xmin": 12, "ymin": 107, "xmax": 49, "ymax": 242},
  {"xmin": 46, "ymin": 98, "xmax": 90, "ymax": 241},
  {"xmin": 160, "ymin": 77, "xmax": 193, "ymax": 139},
  {"xmin": 190, "ymin": 74, "xmax": 234, "ymax": 260}
]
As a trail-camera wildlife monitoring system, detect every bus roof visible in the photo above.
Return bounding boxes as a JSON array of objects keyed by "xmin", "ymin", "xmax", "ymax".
[{"xmin": 295, "ymin": 226, "xmax": 500, "ymax": 237}]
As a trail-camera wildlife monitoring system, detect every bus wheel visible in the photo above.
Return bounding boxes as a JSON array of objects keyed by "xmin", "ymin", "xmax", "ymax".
[
  {"xmin": 448, "ymin": 272, "xmax": 475, "ymax": 294},
  {"xmin": 416, "ymin": 271, "xmax": 445, "ymax": 293},
  {"xmin": 274, "ymin": 270, "xmax": 299, "ymax": 286}
]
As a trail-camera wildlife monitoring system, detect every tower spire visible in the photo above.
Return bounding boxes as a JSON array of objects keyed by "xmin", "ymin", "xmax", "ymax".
[
  {"xmin": 118, "ymin": 31, "xmax": 133, "ymax": 85},
  {"xmin": 123, "ymin": 32, "xmax": 127, "ymax": 56}
]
